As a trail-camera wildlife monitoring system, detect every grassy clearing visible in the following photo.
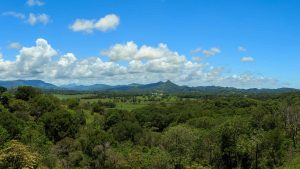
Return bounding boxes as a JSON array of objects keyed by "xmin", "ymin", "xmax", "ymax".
[
  {"xmin": 115, "ymin": 102, "xmax": 149, "ymax": 111},
  {"xmin": 53, "ymin": 93, "xmax": 97, "ymax": 99},
  {"xmin": 83, "ymin": 110, "xmax": 94, "ymax": 125},
  {"xmin": 55, "ymin": 93, "xmax": 179, "ymax": 111}
]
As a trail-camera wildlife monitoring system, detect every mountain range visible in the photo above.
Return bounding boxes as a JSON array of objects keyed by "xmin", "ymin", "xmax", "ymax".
[{"xmin": 0, "ymin": 80, "xmax": 298, "ymax": 94}]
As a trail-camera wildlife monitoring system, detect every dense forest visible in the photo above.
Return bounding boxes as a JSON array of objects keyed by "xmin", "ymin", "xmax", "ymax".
[{"xmin": 1, "ymin": 86, "xmax": 300, "ymax": 169}]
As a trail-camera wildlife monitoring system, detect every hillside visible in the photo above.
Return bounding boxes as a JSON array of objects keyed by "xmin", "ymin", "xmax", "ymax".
[{"xmin": 0, "ymin": 80, "xmax": 298, "ymax": 94}]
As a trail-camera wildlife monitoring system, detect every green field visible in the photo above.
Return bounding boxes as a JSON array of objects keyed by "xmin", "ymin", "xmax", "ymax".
[{"xmin": 54, "ymin": 93, "xmax": 179, "ymax": 111}]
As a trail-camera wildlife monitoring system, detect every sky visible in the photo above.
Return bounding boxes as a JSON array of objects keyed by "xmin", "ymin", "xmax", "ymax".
[{"xmin": 0, "ymin": 0, "xmax": 299, "ymax": 88}]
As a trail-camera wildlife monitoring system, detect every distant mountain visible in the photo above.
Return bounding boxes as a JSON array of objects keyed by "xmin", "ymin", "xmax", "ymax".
[
  {"xmin": 0, "ymin": 80, "xmax": 58, "ymax": 89},
  {"xmin": 61, "ymin": 84, "xmax": 113, "ymax": 91},
  {"xmin": 245, "ymin": 88, "xmax": 300, "ymax": 94},
  {"xmin": 0, "ymin": 79, "xmax": 298, "ymax": 94},
  {"xmin": 108, "ymin": 80, "xmax": 184, "ymax": 92}
]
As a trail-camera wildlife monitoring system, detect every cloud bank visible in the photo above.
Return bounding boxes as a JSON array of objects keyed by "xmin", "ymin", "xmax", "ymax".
[{"xmin": 0, "ymin": 38, "xmax": 278, "ymax": 88}]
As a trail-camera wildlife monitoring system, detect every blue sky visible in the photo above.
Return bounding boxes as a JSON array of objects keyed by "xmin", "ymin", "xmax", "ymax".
[{"xmin": 0, "ymin": 0, "xmax": 299, "ymax": 88}]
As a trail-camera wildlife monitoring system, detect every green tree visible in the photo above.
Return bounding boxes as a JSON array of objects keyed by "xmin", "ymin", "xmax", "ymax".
[
  {"xmin": 92, "ymin": 100, "xmax": 105, "ymax": 113},
  {"xmin": 0, "ymin": 92, "xmax": 12, "ymax": 107},
  {"xmin": 263, "ymin": 129, "xmax": 290, "ymax": 168},
  {"xmin": 111, "ymin": 121, "xmax": 143, "ymax": 142},
  {"xmin": 0, "ymin": 140, "xmax": 40, "ymax": 169},
  {"xmin": 218, "ymin": 117, "xmax": 249, "ymax": 169},
  {"xmin": 20, "ymin": 122, "xmax": 52, "ymax": 155},
  {"xmin": 41, "ymin": 110, "xmax": 82, "ymax": 142},
  {"xmin": 30, "ymin": 94, "xmax": 60, "ymax": 118},
  {"xmin": 9, "ymin": 99, "xmax": 31, "ymax": 120},
  {"xmin": 0, "ymin": 109, "xmax": 24, "ymax": 139},
  {"xmin": 162, "ymin": 125, "xmax": 198, "ymax": 169},
  {"xmin": 0, "ymin": 126, "xmax": 9, "ymax": 146},
  {"xmin": 0, "ymin": 86, "xmax": 7, "ymax": 94},
  {"xmin": 15, "ymin": 86, "xmax": 41, "ymax": 101},
  {"xmin": 282, "ymin": 106, "xmax": 300, "ymax": 149},
  {"xmin": 65, "ymin": 98, "xmax": 80, "ymax": 110}
]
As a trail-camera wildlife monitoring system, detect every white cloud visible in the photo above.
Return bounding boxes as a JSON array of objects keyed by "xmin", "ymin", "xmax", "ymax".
[
  {"xmin": 15, "ymin": 38, "xmax": 57, "ymax": 74},
  {"xmin": 241, "ymin": 56, "xmax": 254, "ymax": 62},
  {"xmin": 2, "ymin": 11, "xmax": 50, "ymax": 25},
  {"xmin": 101, "ymin": 41, "xmax": 138, "ymax": 61},
  {"xmin": 27, "ymin": 13, "xmax": 50, "ymax": 25},
  {"xmin": 2, "ymin": 11, "xmax": 25, "ymax": 19},
  {"xmin": 190, "ymin": 48, "xmax": 202, "ymax": 55},
  {"xmin": 95, "ymin": 14, "xmax": 120, "ymax": 32},
  {"xmin": 238, "ymin": 46, "xmax": 247, "ymax": 52},
  {"xmin": 192, "ymin": 56, "xmax": 203, "ymax": 62},
  {"xmin": 0, "ymin": 38, "xmax": 278, "ymax": 88},
  {"xmin": 8, "ymin": 42, "xmax": 22, "ymax": 49},
  {"xmin": 202, "ymin": 47, "xmax": 221, "ymax": 57},
  {"xmin": 70, "ymin": 14, "xmax": 120, "ymax": 33},
  {"xmin": 0, "ymin": 53, "xmax": 13, "ymax": 73},
  {"xmin": 101, "ymin": 41, "xmax": 186, "ymax": 63},
  {"xmin": 190, "ymin": 47, "xmax": 221, "ymax": 57},
  {"xmin": 0, "ymin": 39, "xmax": 56, "ymax": 78},
  {"xmin": 58, "ymin": 53, "xmax": 77, "ymax": 67},
  {"xmin": 27, "ymin": 0, "xmax": 44, "ymax": 7},
  {"xmin": 69, "ymin": 19, "xmax": 95, "ymax": 33}
]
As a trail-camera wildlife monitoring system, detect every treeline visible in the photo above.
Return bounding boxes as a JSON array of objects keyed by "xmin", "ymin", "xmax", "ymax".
[{"xmin": 0, "ymin": 86, "xmax": 300, "ymax": 168}]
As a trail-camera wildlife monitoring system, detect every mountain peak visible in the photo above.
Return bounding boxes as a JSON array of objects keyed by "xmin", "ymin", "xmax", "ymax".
[{"xmin": 165, "ymin": 80, "xmax": 173, "ymax": 84}]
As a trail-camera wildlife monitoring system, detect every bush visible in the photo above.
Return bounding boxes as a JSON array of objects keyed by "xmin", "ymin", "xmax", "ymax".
[
  {"xmin": 41, "ymin": 110, "xmax": 83, "ymax": 142},
  {"xmin": 15, "ymin": 86, "xmax": 41, "ymax": 101}
]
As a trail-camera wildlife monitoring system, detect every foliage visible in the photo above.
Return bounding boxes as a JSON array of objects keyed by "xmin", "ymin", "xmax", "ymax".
[
  {"xmin": 0, "ymin": 109, "xmax": 24, "ymax": 139},
  {"xmin": 15, "ymin": 86, "xmax": 41, "ymax": 101},
  {"xmin": 40, "ymin": 110, "xmax": 83, "ymax": 142},
  {"xmin": 0, "ymin": 86, "xmax": 300, "ymax": 168},
  {"xmin": 0, "ymin": 140, "xmax": 40, "ymax": 169},
  {"xmin": 0, "ymin": 86, "xmax": 7, "ymax": 94},
  {"xmin": 162, "ymin": 125, "xmax": 199, "ymax": 168},
  {"xmin": 29, "ymin": 94, "xmax": 60, "ymax": 117}
]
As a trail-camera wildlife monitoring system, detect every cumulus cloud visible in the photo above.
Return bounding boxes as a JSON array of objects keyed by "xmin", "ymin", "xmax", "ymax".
[
  {"xmin": 8, "ymin": 42, "xmax": 22, "ymax": 49},
  {"xmin": 58, "ymin": 53, "xmax": 77, "ymax": 67},
  {"xmin": 26, "ymin": 0, "xmax": 44, "ymax": 7},
  {"xmin": 192, "ymin": 56, "xmax": 203, "ymax": 62},
  {"xmin": 2, "ymin": 11, "xmax": 50, "ymax": 25},
  {"xmin": 15, "ymin": 38, "xmax": 57, "ymax": 74},
  {"xmin": 101, "ymin": 41, "xmax": 138, "ymax": 60},
  {"xmin": 0, "ymin": 38, "xmax": 278, "ymax": 88},
  {"xmin": 101, "ymin": 41, "xmax": 186, "ymax": 63},
  {"xmin": 69, "ymin": 19, "xmax": 95, "ymax": 33},
  {"xmin": 27, "ymin": 13, "xmax": 49, "ymax": 25},
  {"xmin": 70, "ymin": 14, "xmax": 120, "ymax": 33},
  {"xmin": 95, "ymin": 14, "xmax": 120, "ymax": 32},
  {"xmin": 241, "ymin": 56, "xmax": 254, "ymax": 62}
]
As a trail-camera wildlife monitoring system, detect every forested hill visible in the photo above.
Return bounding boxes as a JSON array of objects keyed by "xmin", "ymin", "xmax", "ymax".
[
  {"xmin": 0, "ymin": 79, "xmax": 298, "ymax": 94},
  {"xmin": 0, "ymin": 80, "xmax": 58, "ymax": 90}
]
